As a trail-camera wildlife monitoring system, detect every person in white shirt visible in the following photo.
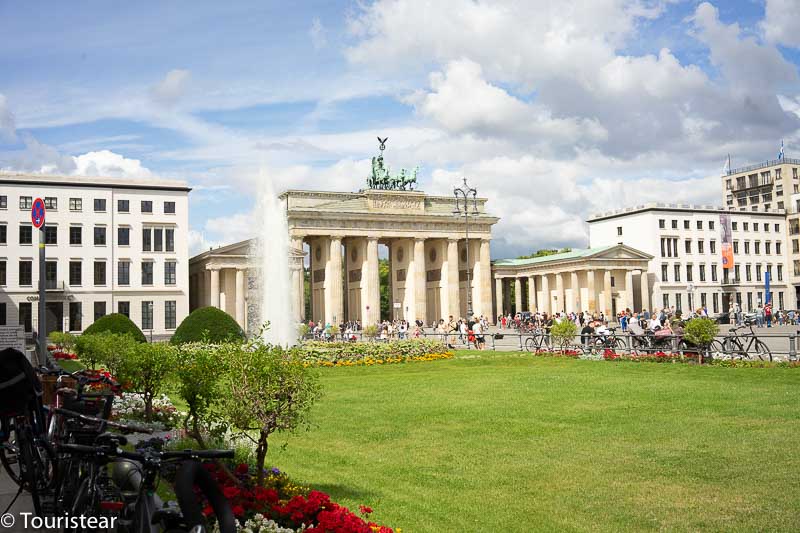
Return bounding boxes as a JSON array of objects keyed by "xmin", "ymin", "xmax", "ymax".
[{"xmin": 473, "ymin": 318, "xmax": 485, "ymax": 350}]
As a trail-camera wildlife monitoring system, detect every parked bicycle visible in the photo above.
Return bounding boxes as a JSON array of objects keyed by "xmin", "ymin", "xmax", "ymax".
[{"xmin": 710, "ymin": 324, "xmax": 772, "ymax": 361}]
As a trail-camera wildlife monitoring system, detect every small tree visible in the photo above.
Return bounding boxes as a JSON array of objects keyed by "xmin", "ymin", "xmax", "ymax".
[
  {"xmin": 684, "ymin": 317, "xmax": 719, "ymax": 362},
  {"xmin": 50, "ymin": 331, "xmax": 77, "ymax": 354},
  {"xmin": 550, "ymin": 320, "xmax": 578, "ymax": 353},
  {"xmin": 127, "ymin": 342, "xmax": 177, "ymax": 420},
  {"xmin": 363, "ymin": 324, "xmax": 379, "ymax": 341},
  {"xmin": 220, "ymin": 339, "xmax": 321, "ymax": 486},
  {"xmin": 75, "ymin": 331, "xmax": 137, "ymax": 374},
  {"xmin": 175, "ymin": 343, "xmax": 226, "ymax": 448}
]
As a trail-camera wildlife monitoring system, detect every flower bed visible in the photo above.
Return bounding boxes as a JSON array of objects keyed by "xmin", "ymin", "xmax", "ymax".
[
  {"xmin": 205, "ymin": 463, "xmax": 397, "ymax": 532},
  {"xmin": 48, "ymin": 344, "xmax": 78, "ymax": 360},
  {"xmin": 112, "ymin": 392, "xmax": 185, "ymax": 430},
  {"xmin": 299, "ymin": 339, "xmax": 452, "ymax": 367}
]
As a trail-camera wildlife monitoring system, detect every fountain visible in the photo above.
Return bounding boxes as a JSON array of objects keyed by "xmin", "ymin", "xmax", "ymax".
[{"xmin": 254, "ymin": 173, "xmax": 295, "ymax": 346}]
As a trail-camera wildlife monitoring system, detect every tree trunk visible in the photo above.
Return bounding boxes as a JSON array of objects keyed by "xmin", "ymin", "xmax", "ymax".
[
  {"xmin": 144, "ymin": 391, "xmax": 153, "ymax": 422},
  {"xmin": 191, "ymin": 413, "xmax": 206, "ymax": 449},
  {"xmin": 256, "ymin": 431, "xmax": 269, "ymax": 486}
]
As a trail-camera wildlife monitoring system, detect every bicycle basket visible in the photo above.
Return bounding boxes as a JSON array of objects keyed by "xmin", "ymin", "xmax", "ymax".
[{"xmin": 0, "ymin": 348, "xmax": 42, "ymax": 416}]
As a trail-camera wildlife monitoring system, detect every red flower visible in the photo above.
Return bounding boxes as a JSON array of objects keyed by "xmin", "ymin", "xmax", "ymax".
[
  {"xmin": 202, "ymin": 505, "xmax": 214, "ymax": 517},
  {"xmin": 235, "ymin": 463, "xmax": 249, "ymax": 475},
  {"xmin": 223, "ymin": 485, "xmax": 241, "ymax": 499},
  {"xmin": 232, "ymin": 505, "xmax": 245, "ymax": 517},
  {"xmin": 359, "ymin": 505, "xmax": 373, "ymax": 515}
]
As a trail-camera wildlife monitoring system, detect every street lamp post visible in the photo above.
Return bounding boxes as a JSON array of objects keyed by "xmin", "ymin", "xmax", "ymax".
[{"xmin": 453, "ymin": 178, "xmax": 479, "ymax": 318}]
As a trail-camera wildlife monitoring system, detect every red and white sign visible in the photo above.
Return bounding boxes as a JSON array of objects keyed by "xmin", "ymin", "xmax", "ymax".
[{"xmin": 31, "ymin": 197, "xmax": 46, "ymax": 228}]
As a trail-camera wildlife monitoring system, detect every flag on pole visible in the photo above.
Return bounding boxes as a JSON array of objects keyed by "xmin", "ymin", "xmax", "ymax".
[{"xmin": 778, "ymin": 140, "xmax": 784, "ymax": 160}]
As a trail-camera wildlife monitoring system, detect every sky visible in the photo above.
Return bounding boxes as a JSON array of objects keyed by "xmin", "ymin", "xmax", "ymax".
[{"xmin": 2, "ymin": 0, "xmax": 800, "ymax": 259}]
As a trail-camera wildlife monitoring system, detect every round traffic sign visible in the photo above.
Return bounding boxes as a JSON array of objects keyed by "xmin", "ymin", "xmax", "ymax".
[{"xmin": 31, "ymin": 197, "xmax": 46, "ymax": 228}]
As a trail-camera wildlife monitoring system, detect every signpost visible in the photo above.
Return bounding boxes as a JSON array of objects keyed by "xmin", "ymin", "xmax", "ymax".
[{"xmin": 31, "ymin": 197, "xmax": 46, "ymax": 366}]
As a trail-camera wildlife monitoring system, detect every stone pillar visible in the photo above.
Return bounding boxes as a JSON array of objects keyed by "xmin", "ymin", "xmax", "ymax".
[
  {"xmin": 514, "ymin": 277, "xmax": 522, "ymax": 315},
  {"xmin": 570, "ymin": 271, "xmax": 579, "ymax": 313},
  {"xmin": 235, "ymin": 269, "xmax": 246, "ymax": 327},
  {"xmin": 502, "ymin": 278, "xmax": 511, "ymax": 316},
  {"xmin": 446, "ymin": 239, "xmax": 460, "ymax": 319},
  {"xmin": 603, "ymin": 270, "xmax": 612, "ymax": 316},
  {"xmin": 477, "ymin": 239, "xmax": 493, "ymax": 321},
  {"xmin": 362, "ymin": 237, "xmax": 380, "ymax": 326},
  {"xmin": 209, "ymin": 268, "xmax": 220, "ymax": 308},
  {"xmin": 495, "ymin": 277, "xmax": 503, "ymax": 320},
  {"xmin": 586, "ymin": 270, "xmax": 596, "ymax": 313},
  {"xmin": 555, "ymin": 273, "xmax": 564, "ymax": 314},
  {"xmin": 412, "ymin": 238, "xmax": 427, "ymax": 323},
  {"xmin": 540, "ymin": 274, "xmax": 550, "ymax": 315},
  {"xmin": 639, "ymin": 270, "xmax": 649, "ymax": 312},
  {"xmin": 624, "ymin": 270, "xmax": 634, "ymax": 312},
  {"xmin": 326, "ymin": 237, "xmax": 344, "ymax": 324},
  {"xmin": 528, "ymin": 276, "xmax": 536, "ymax": 312}
]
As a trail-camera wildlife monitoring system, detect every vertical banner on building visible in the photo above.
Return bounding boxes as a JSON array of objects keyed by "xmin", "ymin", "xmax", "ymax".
[
  {"xmin": 720, "ymin": 213, "xmax": 734, "ymax": 269},
  {"xmin": 765, "ymin": 271, "xmax": 771, "ymax": 304}
]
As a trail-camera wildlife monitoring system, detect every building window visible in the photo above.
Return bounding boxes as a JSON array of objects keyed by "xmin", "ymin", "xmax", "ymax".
[
  {"xmin": 766, "ymin": 242, "xmax": 771, "ymax": 255},
  {"xmin": 744, "ymin": 241, "xmax": 750, "ymax": 254},
  {"xmin": 0, "ymin": 303, "xmax": 4, "ymax": 326},
  {"xmin": 44, "ymin": 197, "xmax": 57, "ymax": 210},
  {"xmin": 778, "ymin": 264, "xmax": 783, "ymax": 281},
  {"xmin": 660, "ymin": 238, "xmax": 666, "ymax": 257},
  {"xmin": 758, "ymin": 291, "xmax": 763, "ymax": 306},
  {"xmin": 747, "ymin": 293, "xmax": 753, "ymax": 312},
  {"xmin": 19, "ymin": 261, "xmax": 32, "ymax": 286},
  {"xmin": 685, "ymin": 240, "xmax": 691, "ymax": 254},
  {"xmin": 744, "ymin": 222, "xmax": 750, "ymax": 231},
  {"xmin": 69, "ymin": 302, "xmax": 82, "ymax": 332},
  {"xmin": 164, "ymin": 201, "xmax": 176, "ymax": 214},
  {"xmin": 698, "ymin": 240, "xmax": 704, "ymax": 254},
  {"xmin": 775, "ymin": 224, "xmax": 780, "ymax": 233},
  {"xmin": 733, "ymin": 241, "xmax": 739, "ymax": 254},
  {"xmin": 712, "ymin": 293, "xmax": 719, "ymax": 314},
  {"xmin": 745, "ymin": 264, "xmax": 752, "ymax": 282},
  {"xmin": 671, "ymin": 220, "xmax": 678, "ymax": 229},
  {"xmin": 659, "ymin": 219, "xmax": 665, "ymax": 229},
  {"xmin": 94, "ymin": 301, "xmax": 107, "ymax": 322},
  {"xmin": 142, "ymin": 262, "xmax": 154, "ymax": 285},
  {"xmin": 697, "ymin": 220, "xmax": 703, "ymax": 230},
  {"xmin": 19, "ymin": 302, "xmax": 32, "ymax": 332},
  {"xmin": 94, "ymin": 198, "xmax": 106, "ymax": 212},
  {"xmin": 0, "ymin": 261, "xmax": 5, "ymax": 285},
  {"xmin": 756, "ymin": 264, "xmax": 762, "ymax": 282},
  {"xmin": 674, "ymin": 264, "xmax": 681, "ymax": 282},
  {"xmin": 118, "ymin": 227, "xmax": 130, "ymax": 246},
  {"xmin": 118, "ymin": 261, "xmax": 130, "ymax": 286},
  {"xmin": 94, "ymin": 261, "xmax": 106, "ymax": 286},
  {"xmin": 69, "ymin": 198, "xmax": 82, "ymax": 211},
  {"xmin": 793, "ymin": 240, "xmax": 799, "ymax": 254},
  {"xmin": 662, "ymin": 294, "xmax": 669, "ymax": 308},
  {"xmin": 0, "ymin": 224, "xmax": 5, "ymax": 244},
  {"xmin": 0, "ymin": 195, "xmax": 6, "ymax": 209},
  {"xmin": 711, "ymin": 264, "xmax": 718, "ymax": 282},
  {"xmin": 118, "ymin": 199, "xmax": 129, "ymax": 213},
  {"xmin": 118, "ymin": 301, "xmax": 130, "ymax": 318},
  {"xmin": 776, "ymin": 242, "xmax": 781, "ymax": 255},
  {"xmin": 686, "ymin": 264, "xmax": 693, "ymax": 282},
  {"xmin": 755, "ymin": 241, "xmax": 761, "ymax": 255},
  {"xmin": 699, "ymin": 264, "xmax": 706, "ymax": 282},
  {"xmin": 153, "ymin": 228, "xmax": 163, "ymax": 252},
  {"xmin": 700, "ymin": 293, "xmax": 707, "ymax": 309},
  {"xmin": 734, "ymin": 264, "xmax": 741, "ymax": 282},
  {"xmin": 19, "ymin": 225, "xmax": 32, "ymax": 245},
  {"xmin": 69, "ymin": 261, "xmax": 82, "ymax": 286},
  {"xmin": 45, "ymin": 261, "xmax": 57, "ymax": 289},
  {"xmin": 44, "ymin": 226, "xmax": 57, "ymax": 245},
  {"xmin": 19, "ymin": 196, "xmax": 32, "ymax": 209},
  {"xmin": 683, "ymin": 220, "xmax": 690, "ymax": 230},
  {"xmin": 661, "ymin": 264, "xmax": 668, "ymax": 282},
  {"xmin": 672, "ymin": 238, "xmax": 678, "ymax": 257},
  {"xmin": 779, "ymin": 292, "xmax": 785, "ymax": 310},
  {"xmin": 165, "ymin": 301, "xmax": 177, "ymax": 329},
  {"xmin": 142, "ymin": 228, "xmax": 152, "ymax": 252},
  {"xmin": 141, "ymin": 200, "xmax": 153, "ymax": 213},
  {"xmin": 166, "ymin": 229, "xmax": 175, "ymax": 252},
  {"xmin": 676, "ymin": 293, "xmax": 682, "ymax": 311},
  {"xmin": 94, "ymin": 226, "xmax": 107, "ymax": 246},
  {"xmin": 69, "ymin": 226, "xmax": 82, "ymax": 245},
  {"xmin": 141, "ymin": 301, "xmax": 154, "ymax": 330},
  {"xmin": 616, "ymin": 226, "xmax": 622, "ymax": 236},
  {"xmin": 165, "ymin": 261, "xmax": 177, "ymax": 285}
]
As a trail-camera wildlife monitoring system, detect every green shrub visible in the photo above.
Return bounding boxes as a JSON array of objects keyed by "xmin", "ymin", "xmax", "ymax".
[
  {"xmin": 297, "ymin": 323, "xmax": 310, "ymax": 342},
  {"xmin": 298, "ymin": 339, "xmax": 449, "ymax": 366},
  {"xmin": 83, "ymin": 313, "xmax": 146, "ymax": 343},
  {"xmin": 684, "ymin": 317, "xmax": 719, "ymax": 348},
  {"xmin": 363, "ymin": 324, "xmax": 379, "ymax": 340},
  {"xmin": 75, "ymin": 331, "xmax": 138, "ymax": 374},
  {"xmin": 170, "ymin": 307, "xmax": 245, "ymax": 345},
  {"xmin": 50, "ymin": 331, "xmax": 77, "ymax": 353},
  {"xmin": 175, "ymin": 343, "xmax": 228, "ymax": 447},
  {"xmin": 551, "ymin": 320, "xmax": 578, "ymax": 351}
]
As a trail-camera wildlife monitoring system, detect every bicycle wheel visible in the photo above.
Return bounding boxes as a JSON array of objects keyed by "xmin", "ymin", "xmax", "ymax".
[
  {"xmin": 751, "ymin": 340, "xmax": 772, "ymax": 362},
  {"xmin": 709, "ymin": 339, "xmax": 726, "ymax": 358},
  {"xmin": 0, "ymin": 432, "xmax": 22, "ymax": 486},
  {"xmin": 524, "ymin": 337, "xmax": 537, "ymax": 353},
  {"xmin": 612, "ymin": 338, "xmax": 626, "ymax": 353},
  {"xmin": 17, "ymin": 430, "xmax": 44, "ymax": 516}
]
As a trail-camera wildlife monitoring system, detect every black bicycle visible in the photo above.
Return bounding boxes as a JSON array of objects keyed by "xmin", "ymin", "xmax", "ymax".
[{"xmin": 710, "ymin": 324, "xmax": 772, "ymax": 361}]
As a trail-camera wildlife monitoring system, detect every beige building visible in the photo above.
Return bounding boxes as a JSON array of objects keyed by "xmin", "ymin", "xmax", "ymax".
[
  {"xmin": 190, "ymin": 187, "xmax": 499, "ymax": 331},
  {"xmin": 492, "ymin": 245, "xmax": 652, "ymax": 317}
]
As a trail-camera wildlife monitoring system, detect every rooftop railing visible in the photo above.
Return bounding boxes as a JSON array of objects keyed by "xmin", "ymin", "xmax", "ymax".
[{"xmin": 727, "ymin": 158, "xmax": 800, "ymax": 176}]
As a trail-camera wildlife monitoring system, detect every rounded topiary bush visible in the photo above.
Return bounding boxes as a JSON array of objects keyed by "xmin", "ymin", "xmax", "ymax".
[
  {"xmin": 170, "ymin": 307, "xmax": 245, "ymax": 345},
  {"xmin": 83, "ymin": 313, "xmax": 146, "ymax": 343}
]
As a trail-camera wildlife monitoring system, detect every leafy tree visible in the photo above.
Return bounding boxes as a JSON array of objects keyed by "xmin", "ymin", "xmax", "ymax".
[
  {"xmin": 175, "ymin": 343, "xmax": 226, "ymax": 447},
  {"xmin": 379, "ymin": 258, "xmax": 390, "ymax": 320},
  {"xmin": 50, "ymin": 331, "xmax": 77, "ymax": 354},
  {"xmin": 126, "ymin": 342, "xmax": 177, "ymax": 421},
  {"xmin": 74, "ymin": 331, "xmax": 137, "ymax": 376},
  {"xmin": 517, "ymin": 248, "xmax": 572, "ymax": 260},
  {"xmin": 83, "ymin": 313, "xmax": 146, "ymax": 343},
  {"xmin": 550, "ymin": 320, "xmax": 578, "ymax": 352},
  {"xmin": 219, "ymin": 338, "xmax": 321, "ymax": 486},
  {"xmin": 170, "ymin": 307, "xmax": 245, "ymax": 345}
]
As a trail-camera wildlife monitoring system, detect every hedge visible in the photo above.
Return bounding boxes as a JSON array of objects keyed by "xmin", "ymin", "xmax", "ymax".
[
  {"xmin": 83, "ymin": 313, "xmax": 146, "ymax": 343},
  {"xmin": 170, "ymin": 307, "xmax": 245, "ymax": 345}
]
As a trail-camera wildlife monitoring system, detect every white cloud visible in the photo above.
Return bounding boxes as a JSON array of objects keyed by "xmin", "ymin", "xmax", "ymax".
[
  {"xmin": 0, "ymin": 94, "xmax": 17, "ymax": 142},
  {"xmin": 309, "ymin": 17, "xmax": 327, "ymax": 50},
  {"xmin": 188, "ymin": 212, "xmax": 256, "ymax": 255},
  {"xmin": 72, "ymin": 150, "xmax": 153, "ymax": 178},
  {"xmin": 150, "ymin": 69, "xmax": 191, "ymax": 107},
  {"xmin": 761, "ymin": 0, "xmax": 800, "ymax": 48}
]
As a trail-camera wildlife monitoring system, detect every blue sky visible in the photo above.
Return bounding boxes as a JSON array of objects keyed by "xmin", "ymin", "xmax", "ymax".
[{"xmin": 2, "ymin": 0, "xmax": 800, "ymax": 258}]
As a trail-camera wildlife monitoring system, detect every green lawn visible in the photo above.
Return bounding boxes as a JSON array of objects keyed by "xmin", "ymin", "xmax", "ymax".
[{"xmin": 270, "ymin": 351, "xmax": 800, "ymax": 532}]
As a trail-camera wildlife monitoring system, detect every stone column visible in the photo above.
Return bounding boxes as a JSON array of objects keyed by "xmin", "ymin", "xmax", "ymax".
[
  {"xmin": 326, "ymin": 237, "xmax": 344, "ymax": 324},
  {"xmin": 203, "ymin": 270, "xmax": 211, "ymax": 306},
  {"xmin": 555, "ymin": 273, "xmax": 564, "ymax": 314},
  {"xmin": 540, "ymin": 274, "xmax": 550, "ymax": 315},
  {"xmin": 477, "ymin": 239, "xmax": 493, "ymax": 321},
  {"xmin": 570, "ymin": 271, "xmax": 579, "ymax": 313},
  {"xmin": 528, "ymin": 276, "xmax": 536, "ymax": 312},
  {"xmin": 514, "ymin": 277, "xmax": 522, "ymax": 315},
  {"xmin": 639, "ymin": 270, "xmax": 649, "ymax": 312},
  {"xmin": 502, "ymin": 278, "xmax": 511, "ymax": 316},
  {"xmin": 209, "ymin": 268, "xmax": 220, "ymax": 308},
  {"xmin": 363, "ymin": 237, "xmax": 380, "ymax": 326},
  {"xmin": 235, "ymin": 269, "xmax": 246, "ymax": 327},
  {"xmin": 624, "ymin": 270, "xmax": 634, "ymax": 312},
  {"xmin": 412, "ymin": 238, "xmax": 427, "ymax": 323},
  {"xmin": 586, "ymin": 270, "xmax": 596, "ymax": 313},
  {"xmin": 603, "ymin": 270, "xmax": 612, "ymax": 316},
  {"xmin": 495, "ymin": 277, "xmax": 503, "ymax": 320},
  {"xmin": 446, "ymin": 239, "xmax": 460, "ymax": 319}
]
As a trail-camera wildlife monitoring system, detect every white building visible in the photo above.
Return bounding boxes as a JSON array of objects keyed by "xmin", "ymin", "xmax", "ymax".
[
  {"xmin": 0, "ymin": 172, "xmax": 191, "ymax": 338},
  {"xmin": 589, "ymin": 204, "xmax": 793, "ymax": 314}
]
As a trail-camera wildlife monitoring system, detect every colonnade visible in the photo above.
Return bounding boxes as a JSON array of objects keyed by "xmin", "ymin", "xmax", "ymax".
[
  {"xmin": 189, "ymin": 267, "xmax": 248, "ymax": 325},
  {"xmin": 494, "ymin": 269, "xmax": 650, "ymax": 317}
]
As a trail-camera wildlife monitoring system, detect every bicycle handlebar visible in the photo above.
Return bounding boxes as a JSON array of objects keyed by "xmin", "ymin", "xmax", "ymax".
[{"xmin": 49, "ymin": 406, "xmax": 153, "ymax": 434}]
